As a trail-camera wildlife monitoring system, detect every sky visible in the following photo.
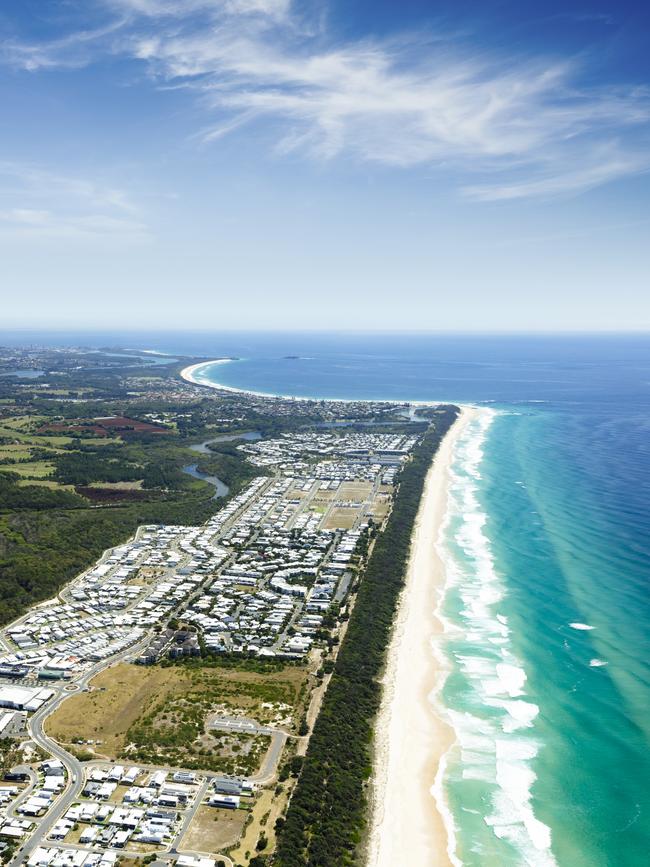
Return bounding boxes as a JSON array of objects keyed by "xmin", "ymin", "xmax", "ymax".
[{"xmin": 1, "ymin": 0, "xmax": 649, "ymax": 332}]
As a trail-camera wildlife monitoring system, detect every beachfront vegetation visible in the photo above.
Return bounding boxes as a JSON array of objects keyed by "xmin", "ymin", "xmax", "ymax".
[{"xmin": 274, "ymin": 406, "xmax": 459, "ymax": 867}]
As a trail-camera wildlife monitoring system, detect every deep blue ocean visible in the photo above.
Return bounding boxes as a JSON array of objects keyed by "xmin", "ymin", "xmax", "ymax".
[{"xmin": 2, "ymin": 330, "xmax": 649, "ymax": 866}]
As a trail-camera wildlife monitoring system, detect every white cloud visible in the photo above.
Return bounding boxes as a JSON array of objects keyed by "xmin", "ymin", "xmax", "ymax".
[
  {"xmin": 0, "ymin": 18, "xmax": 127, "ymax": 71},
  {"xmin": 130, "ymin": 21, "xmax": 650, "ymax": 197},
  {"xmin": 0, "ymin": 209, "xmax": 149, "ymax": 241},
  {"xmin": 108, "ymin": 0, "xmax": 290, "ymax": 20},
  {"xmin": 0, "ymin": 164, "xmax": 150, "ymax": 242},
  {"xmin": 2, "ymin": 1, "xmax": 650, "ymax": 200},
  {"xmin": 462, "ymin": 145, "xmax": 650, "ymax": 201}
]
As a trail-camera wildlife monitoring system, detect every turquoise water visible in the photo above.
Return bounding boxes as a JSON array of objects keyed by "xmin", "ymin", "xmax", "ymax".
[
  {"xmin": 188, "ymin": 335, "xmax": 650, "ymax": 867},
  {"xmin": 2, "ymin": 331, "xmax": 649, "ymax": 865},
  {"xmin": 440, "ymin": 409, "xmax": 650, "ymax": 866}
]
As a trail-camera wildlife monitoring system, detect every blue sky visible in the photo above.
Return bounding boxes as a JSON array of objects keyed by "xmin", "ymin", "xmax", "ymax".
[{"xmin": 1, "ymin": 0, "xmax": 649, "ymax": 331}]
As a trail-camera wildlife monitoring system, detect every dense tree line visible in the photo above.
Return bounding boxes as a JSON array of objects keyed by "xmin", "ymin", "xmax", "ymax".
[
  {"xmin": 273, "ymin": 406, "xmax": 459, "ymax": 867},
  {"xmin": 53, "ymin": 450, "xmax": 143, "ymax": 486},
  {"xmin": 0, "ymin": 473, "xmax": 86, "ymax": 510}
]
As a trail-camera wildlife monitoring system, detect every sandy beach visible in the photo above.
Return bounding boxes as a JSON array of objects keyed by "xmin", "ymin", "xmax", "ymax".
[{"xmin": 367, "ymin": 407, "xmax": 477, "ymax": 867}]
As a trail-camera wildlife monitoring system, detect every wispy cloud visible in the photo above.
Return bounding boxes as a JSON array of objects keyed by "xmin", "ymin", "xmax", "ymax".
[
  {"xmin": 0, "ymin": 18, "xmax": 127, "ymax": 72},
  {"xmin": 462, "ymin": 144, "xmax": 650, "ymax": 201},
  {"xmin": 110, "ymin": 0, "xmax": 291, "ymax": 18},
  {"xmin": 0, "ymin": 163, "xmax": 149, "ymax": 242},
  {"xmin": 2, "ymin": 1, "xmax": 650, "ymax": 200},
  {"xmin": 0, "ymin": 208, "xmax": 148, "ymax": 241}
]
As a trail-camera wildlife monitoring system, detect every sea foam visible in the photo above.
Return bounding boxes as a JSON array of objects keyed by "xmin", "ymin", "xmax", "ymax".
[{"xmin": 435, "ymin": 410, "xmax": 557, "ymax": 866}]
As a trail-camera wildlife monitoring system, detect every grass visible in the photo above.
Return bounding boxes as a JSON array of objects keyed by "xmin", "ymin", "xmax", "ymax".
[
  {"xmin": 46, "ymin": 661, "xmax": 308, "ymax": 772},
  {"xmin": 338, "ymin": 481, "xmax": 373, "ymax": 500},
  {"xmin": 15, "ymin": 479, "xmax": 75, "ymax": 489},
  {"xmin": 285, "ymin": 489, "xmax": 307, "ymax": 500},
  {"xmin": 0, "ymin": 411, "xmax": 124, "ymax": 491},
  {"xmin": 88, "ymin": 480, "xmax": 144, "ymax": 490},
  {"xmin": 312, "ymin": 489, "xmax": 338, "ymax": 502},
  {"xmin": 370, "ymin": 495, "xmax": 391, "ymax": 520},
  {"xmin": 0, "ymin": 420, "xmax": 74, "ymax": 448},
  {"xmin": 229, "ymin": 787, "xmax": 284, "ymax": 864},
  {"xmin": 1, "ymin": 416, "xmax": 35, "ymax": 430},
  {"xmin": 0, "ymin": 445, "xmax": 32, "ymax": 459},
  {"xmin": 3, "ymin": 460, "xmax": 56, "ymax": 478},
  {"xmin": 322, "ymin": 508, "xmax": 359, "ymax": 530},
  {"xmin": 181, "ymin": 804, "xmax": 247, "ymax": 852},
  {"xmin": 45, "ymin": 663, "xmax": 186, "ymax": 756}
]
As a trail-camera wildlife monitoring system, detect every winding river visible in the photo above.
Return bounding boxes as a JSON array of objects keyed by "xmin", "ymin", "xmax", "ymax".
[{"xmin": 182, "ymin": 430, "xmax": 261, "ymax": 500}]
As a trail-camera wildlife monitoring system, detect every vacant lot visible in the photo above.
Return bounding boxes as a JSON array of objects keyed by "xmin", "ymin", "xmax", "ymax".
[
  {"xmin": 370, "ymin": 495, "xmax": 391, "ymax": 520},
  {"xmin": 46, "ymin": 660, "xmax": 308, "ymax": 772},
  {"xmin": 312, "ymin": 488, "xmax": 338, "ymax": 502},
  {"xmin": 182, "ymin": 805, "xmax": 247, "ymax": 853},
  {"xmin": 337, "ymin": 481, "xmax": 373, "ymax": 500},
  {"xmin": 229, "ymin": 787, "xmax": 284, "ymax": 864},
  {"xmin": 285, "ymin": 488, "xmax": 307, "ymax": 500},
  {"xmin": 322, "ymin": 507, "xmax": 359, "ymax": 530},
  {"xmin": 45, "ymin": 664, "xmax": 185, "ymax": 756}
]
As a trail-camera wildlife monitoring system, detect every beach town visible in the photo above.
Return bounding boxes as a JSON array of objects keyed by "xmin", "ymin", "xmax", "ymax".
[{"xmin": 0, "ymin": 404, "xmax": 438, "ymax": 866}]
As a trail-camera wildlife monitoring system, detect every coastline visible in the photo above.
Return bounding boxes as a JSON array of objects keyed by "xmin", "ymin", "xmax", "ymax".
[
  {"xmin": 181, "ymin": 357, "xmax": 480, "ymax": 862},
  {"xmin": 181, "ymin": 359, "xmax": 294, "ymax": 400},
  {"xmin": 180, "ymin": 358, "xmax": 458, "ymax": 406},
  {"xmin": 366, "ymin": 406, "xmax": 479, "ymax": 867}
]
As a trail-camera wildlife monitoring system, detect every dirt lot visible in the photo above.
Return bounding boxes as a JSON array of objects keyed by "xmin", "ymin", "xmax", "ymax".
[
  {"xmin": 182, "ymin": 804, "xmax": 247, "ymax": 852},
  {"xmin": 370, "ymin": 494, "xmax": 391, "ymax": 520},
  {"xmin": 45, "ymin": 660, "xmax": 309, "ymax": 768},
  {"xmin": 45, "ymin": 664, "xmax": 185, "ymax": 757},
  {"xmin": 229, "ymin": 787, "xmax": 284, "ymax": 864},
  {"xmin": 285, "ymin": 488, "xmax": 307, "ymax": 500},
  {"xmin": 337, "ymin": 481, "xmax": 373, "ymax": 500},
  {"xmin": 322, "ymin": 507, "xmax": 360, "ymax": 529}
]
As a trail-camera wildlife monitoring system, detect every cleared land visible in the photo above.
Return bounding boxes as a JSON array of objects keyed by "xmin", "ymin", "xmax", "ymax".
[
  {"xmin": 0, "ymin": 414, "xmax": 123, "ymax": 486},
  {"xmin": 45, "ymin": 664, "xmax": 183, "ymax": 757},
  {"xmin": 182, "ymin": 804, "xmax": 247, "ymax": 852},
  {"xmin": 229, "ymin": 786, "xmax": 285, "ymax": 864},
  {"xmin": 370, "ymin": 495, "xmax": 391, "ymax": 520},
  {"xmin": 322, "ymin": 507, "xmax": 360, "ymax": 529},
  {"xmin": 338, "ymin": 481, "xmax": 373, "ymax": 500},
  {"xmin": 46, "ymin": 661, "xmax": 308, "ymax": 773}
]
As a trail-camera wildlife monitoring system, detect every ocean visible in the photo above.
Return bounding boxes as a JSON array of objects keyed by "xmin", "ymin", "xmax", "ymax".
[{"xmin": 2, "ymin": 330, "xmax": 649, "ymax": 865}]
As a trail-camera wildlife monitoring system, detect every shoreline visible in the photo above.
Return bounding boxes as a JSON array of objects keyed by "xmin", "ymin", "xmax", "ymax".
[
  {"xmin": 181, "ymin": 359, "xmax": 303, "ymax": 400},
  {"xmin": 180, "ymin": 358, "xmax": 464, "ymax": 406},
  {"xmin": 366, "ymin": 406, "xmax": 479, "ymax": 867},
  {"xmin": 181, "ymin": 358, "xmax": 480, "ymax": 863}
]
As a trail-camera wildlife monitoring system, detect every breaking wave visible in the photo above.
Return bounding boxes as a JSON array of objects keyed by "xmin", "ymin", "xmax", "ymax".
[{"xmin": 435, "ymin": 409, "xmax": 557, "ymax": 866}]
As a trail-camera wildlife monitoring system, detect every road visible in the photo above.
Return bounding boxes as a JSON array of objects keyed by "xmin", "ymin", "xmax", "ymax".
[
  {"xmin": 7, "ymin": 691, "xmax": 83, "ymax": 865},
  {"xmin": 4, "ymin": 765, "xmax": 37, "ymax": 820},
  {"xmin": 6, "ymin": 635, "xmax": 152, "ymax": 866},
  {"xmin": 0, "ymin": 459, "xmax": 370, "ymax": 863},
  {"xmin": 168, "ymin": 777, "xmax": 209, "ymax": 853}
]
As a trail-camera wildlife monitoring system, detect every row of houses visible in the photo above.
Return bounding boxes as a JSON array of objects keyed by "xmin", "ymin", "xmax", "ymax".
[
  {"xmin": 1, "ymin": 431, "xmax": 408, "ymax": 685},
  {"xmin": 27, "ymin": 848, "xmax": 117, "ymax": 866},
  {"xmin": 239, "ymin": 430, "xmax": 417, "ymax": 469}
]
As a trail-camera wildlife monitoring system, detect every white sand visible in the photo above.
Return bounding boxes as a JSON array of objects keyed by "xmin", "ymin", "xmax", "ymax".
[
  {"xmin": 367, "ymin": 407, "xmax": 478, "ymax": 867},
  {"xmin": 182, "ymin": 356, "xmax": 475, "ymax": 861}
]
